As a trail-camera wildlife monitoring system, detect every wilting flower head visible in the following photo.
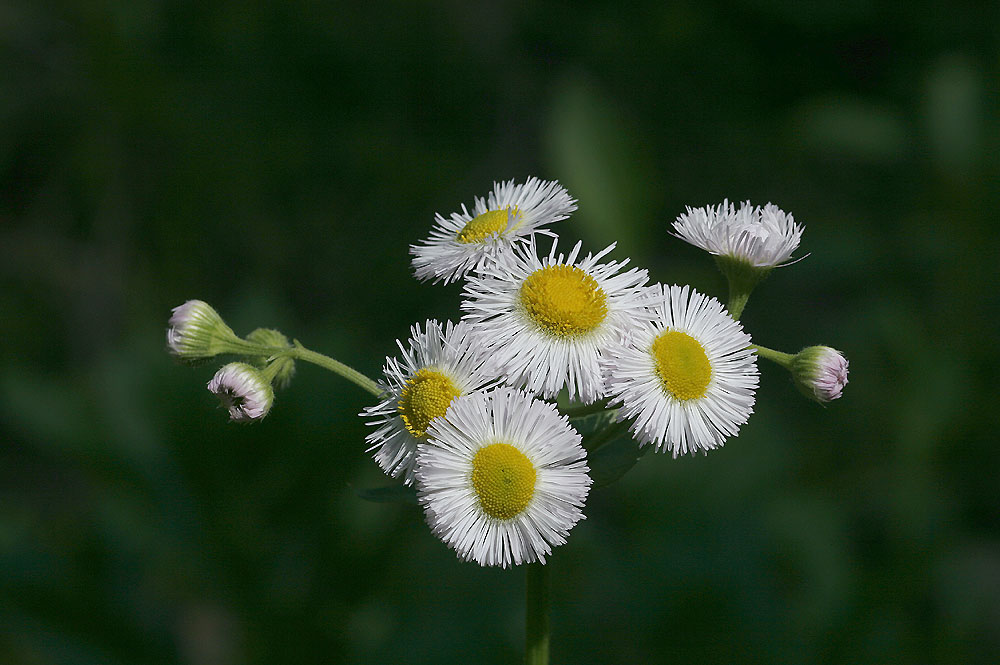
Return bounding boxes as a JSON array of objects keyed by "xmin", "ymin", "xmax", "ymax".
[
  {"xmin": 166, "ymin": 300, "xmax": 239, "ymax": 361},
  {"xmin": 790, "ymin": 346, "xmax": 849, "ymax": 403},
  {"xmin": 415, "ymin": 388, "xmax": 591, "ymax": 568},
  {"xmin": 410, "ymin": 177, "xmax": 577, "ymax": 284},
  {"xmin": 672, "ymin": 200, "xmax": 803, "ymax": 268},
  {"xmin": 207, "ymin": 362, "xmax": 274, "ymax": 422}
]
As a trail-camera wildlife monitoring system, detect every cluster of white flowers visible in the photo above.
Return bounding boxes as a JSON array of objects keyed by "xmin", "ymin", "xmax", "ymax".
[
  {"xmin": 358, "ymin": 177, "xmax": 844, "ymax": 568},
  {"xmin": 170, "ymin": 177, "xmax": 848, "ymax": 570}
]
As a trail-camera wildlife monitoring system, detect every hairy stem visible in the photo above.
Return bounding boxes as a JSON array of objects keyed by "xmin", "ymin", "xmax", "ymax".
[
  {"xmin": 526, "ymin": 562, "xmax": 550, "ymax": 665},
  {"xmin": 289, "ymin": 342, "xmax": 383, "ymax": 396}
]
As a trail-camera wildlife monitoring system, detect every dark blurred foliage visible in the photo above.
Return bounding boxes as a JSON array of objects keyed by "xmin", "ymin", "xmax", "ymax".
[{"xmin": 2, "ymin": 1, "xmax": 999, "ymax": 663}]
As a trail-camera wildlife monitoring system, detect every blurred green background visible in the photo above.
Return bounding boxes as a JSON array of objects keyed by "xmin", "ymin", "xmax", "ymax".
[{"xmin": 3, "ymin": 1, "xmax": 998, "ymax": 663}]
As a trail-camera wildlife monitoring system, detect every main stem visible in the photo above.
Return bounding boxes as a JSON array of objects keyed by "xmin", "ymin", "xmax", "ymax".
[{"xmin": 526, "ymin": 563, "xmax": 550, "ymax": 665}]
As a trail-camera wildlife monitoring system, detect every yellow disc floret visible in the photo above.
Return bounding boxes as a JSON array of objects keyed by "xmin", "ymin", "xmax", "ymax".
[
  {"xmin": 519, "ymin": 265, "xmax": 608, "ymax": 337},
  {"xmin": 397, "ymin": 368, "xmax": 461, "ymax": 438},
  {"xmin": 456, "ymin": 208, "xmax": 517, "ymax": 244},
  {"xmin": 471, "ymin": 443, "xmax": 537, "ymax": 520},
  {"xmin": 651, "ymin": 330, "xmax": 712, "ymax": 400}
]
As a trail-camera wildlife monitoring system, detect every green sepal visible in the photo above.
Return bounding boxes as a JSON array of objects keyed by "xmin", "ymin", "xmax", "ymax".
[{"xmin": 714, "ymin": 255, "xmax": 773, "ymax": 319}]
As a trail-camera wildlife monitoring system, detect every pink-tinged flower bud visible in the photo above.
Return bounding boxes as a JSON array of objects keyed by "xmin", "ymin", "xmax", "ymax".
[
  {"xmin": 166, "ymin": 300, "xmax": 239, "ymax": 361},
  {"xmin": 791, "ymin": 346, "xmax": 849, "ymax": 403},
  {"xmin": 207, "ymin": 362, "xmax": 274, "ymax": 422}
]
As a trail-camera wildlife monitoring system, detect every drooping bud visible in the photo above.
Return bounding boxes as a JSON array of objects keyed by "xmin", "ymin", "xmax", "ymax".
[{"xmin": 207, "ymin": 362, "xmax": 275, "ymax": 422}]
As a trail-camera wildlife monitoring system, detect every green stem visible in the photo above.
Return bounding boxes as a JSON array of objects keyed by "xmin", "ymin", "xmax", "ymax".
[
  {"xmin": 727, "ymin": 291, "xmax": 750, "ymax": 321},
  {"xmin": 526, "ymin": 562, "xmax": 550, "ymax": 665},
  {"xmin": 289, "ymin": 341, "xmax": 384, "ymax": 397},
  {"xmin": 583, "ymin": 417, "xmax": 627, "ymax": 453},
  {"xmin": 751, "ymin": 344, "xmax": 794, "ymax": 369},
  {"xmin": 219, "ymin": 336, "xmax": 286, "ymax": 358},
  {"xmin": 259, "ymin": 357, "xmax": 286, "ymax": 383}
]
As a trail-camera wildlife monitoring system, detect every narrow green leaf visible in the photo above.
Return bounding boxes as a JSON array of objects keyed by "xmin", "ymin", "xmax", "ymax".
[
  {"xmin": 587, "ymin": 434, "xmax": 649, "ymax": 488},
  {"xmin": 356, "ymin": 484, "xmax": 418, "ymax": 505},
  {"xmin": 569, "ymin": 409, "xmax": 618, "ymax": 437}
]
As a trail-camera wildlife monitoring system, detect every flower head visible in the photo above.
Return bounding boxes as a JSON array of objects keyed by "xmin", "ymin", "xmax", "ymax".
[
  {"xmin": 361, "ymin": 320, "xmax": 496, "ymax": 485},
  {"xmin": 207, "ymin": 362, "xmax": 274, "ymax": 422},
  {"xmin": 166, "ymin": 300, "xmax": 239, "ymax": 361},
  {"xmin": 673, "ymin": 200, "xmax": 803, "ymax": 268},
  {"xmin": 602, "ymin": 284, "xmax": 759, "ymax": 455},
  {"xmin": 461, "ymin": 237, "xmax": 650, "ymax": 404},
  {"xmin": 415, "ymin": 388, "xmax": 591, "ymax": 568},
  {"xmin": 411, "ymin": 177, "xmax": 577, "ymax": 284},
  {"xmin": 790, "ymin": 346, "xmax": 849, "ymax": 402}
]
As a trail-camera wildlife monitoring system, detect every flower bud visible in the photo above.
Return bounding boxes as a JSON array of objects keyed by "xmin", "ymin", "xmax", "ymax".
[
  {"xmin": 207, "ymin": 362, "xmax": 274, "ymax": 422},
  {"xmin": 246, "ymin": 328, "xmax": 296, "ymax": 389},
  {"xmin": 166, "ymin": 300, "xmax": 240, "ymax": 361},
  {"xmin": 790, "ymin": 346, "xmax": 849, "ymax": 403}
]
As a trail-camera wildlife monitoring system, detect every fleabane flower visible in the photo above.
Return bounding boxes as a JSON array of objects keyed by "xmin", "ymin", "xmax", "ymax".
[
  {"xmin": 361, "ymin": 319, "xmax": 495, "ymax": 485},
  {"xmin": 461, "ymin": 238, "xmax": 650, "ymax": 404},
  {"xmin": 415, "ymin": 388, "xmax": 591, "ymax": 568},
  {"xmin": 411, "ymin": 177, "xmax": 577, "ymax": 284},
  {"xmin": 790, "ymin": 346, "xmax": 849, "ymax": 403},
  {"xmin": 167, "ymin": 300, "xmax": 240, "ymax": 361},
  {"xmin": 672, "ymin": 199, "xmax": 803, "ymax": 268},
  {"xmin": 602, "ymin": 284, "xmax": 759, "ymax": 456},
  {"xmin": 207, "ymin": 362, "xmax": 274, "ymax": 422}
]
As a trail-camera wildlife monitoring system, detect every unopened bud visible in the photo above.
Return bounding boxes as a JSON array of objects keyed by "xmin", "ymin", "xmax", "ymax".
[
  {"xmin": 790, "ymin": 346, "xmax": 849, "ymax": 403},
  {"xmin": 207, "ymin": 362, "xmax": 274, "ymax": 422}
]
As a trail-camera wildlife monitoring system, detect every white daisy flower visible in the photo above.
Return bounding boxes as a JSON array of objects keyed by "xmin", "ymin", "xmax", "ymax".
[
  {"xmin": 672, "ymin": 200, "xmax": 803, "ymax": 267},
  {"xmin": 791, "ymin": 345, "xmax": 849, "ymax": 403},
  {"xmin": 411, "ymin": 177, "xmax": 577, "ymax": 284},
  {"xmin": 415, "ymin": 388, "xmax": 591, "ymax": 568},
  {"xmin": 361, "ymin": 319, "xmax": 496, "ymax": 485},
  {"xmin": 207, "ymin": 362, "xmax": 274, "ymax": 422},
  {"xmin": 461, "ymin": 237, "xmax": 651, "ymax": 404},
  {"xmin": 602, "ymin": 284, "xmax": 759, "ymax": 455}
]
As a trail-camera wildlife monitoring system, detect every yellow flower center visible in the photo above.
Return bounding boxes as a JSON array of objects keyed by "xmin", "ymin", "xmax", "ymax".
[
  {"xmin": 397, "ymin": 368, "xmax": 461, "ymax": 438},
  {"xmin": 471, "ymin": 443, "xmax": 537, "ymax": 520},
  {"xmin": 651, "ymin": 330, "xmax": 712, "ymax": 401},
  {"xmin": 455, "ymin": 207, "xmax": 518, "ymax": 244},
  {"xmin": 519, "ymin": 265, "xmax": 608, "ymax": 337}
]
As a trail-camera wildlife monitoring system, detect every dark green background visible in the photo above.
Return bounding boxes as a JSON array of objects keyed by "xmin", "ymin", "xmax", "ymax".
[{"xmin": 3, "ymin": 1, "xmax": 998, "ymax": 663}]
